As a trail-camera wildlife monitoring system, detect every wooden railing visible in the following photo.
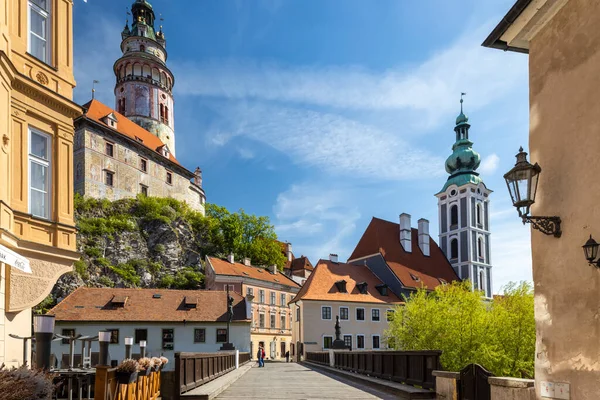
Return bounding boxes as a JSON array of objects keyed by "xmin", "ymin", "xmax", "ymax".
[
  {"xmin": 174, "ymin": 352, "xmax": 251, "ymax": 398},
  {"xmin": 94, "ymin": 366, "xmax": 161, "ymax": 400},
  {"xmin": 306, "ymin": 350, "xmax": 441, "ymax": 390}
]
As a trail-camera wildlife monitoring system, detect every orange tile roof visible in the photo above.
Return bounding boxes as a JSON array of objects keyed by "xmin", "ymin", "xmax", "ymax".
[
  {"xmin": 48, "ymin": 288, "xmax": 248, "ymax": 322},
  {"xmin": 287, "ymin": 256, "xmax": 314, "ymax": 272},
  {"xmin": 81, "ymin": 99, "xmax": 182, "ymax": 166},
  {"xmin": 207, "ymin": 256, "xmax": 300, "ymax": 288},
  {"xmin": 290, "ymin": 259, "xmax": 403, "ymax": 304},
  {"xmin": 349, "ymin": 217, "xmax": 460, "ymax": 290}
]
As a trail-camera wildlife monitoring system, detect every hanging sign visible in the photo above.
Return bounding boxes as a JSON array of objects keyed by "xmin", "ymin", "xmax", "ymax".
[{"xmin": 0, "ymin": 244, "xmax": 31, "ymax": 273}]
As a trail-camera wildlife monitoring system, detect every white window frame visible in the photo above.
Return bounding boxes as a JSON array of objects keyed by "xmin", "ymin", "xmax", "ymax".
[
  {"xmin": 28, "ymin": 127, "xmax": 52, "ymax": 220},
  {"xmin": 280, "ymin": 314, "xmax": 286, "ymax": 330},
  {"xmin": 356, "ymin": 334, "xmax": 365, "ymax": 349},
  {"xmin": 321, "ymin": 305, "xmax": 332, "ymax": 320},
  {"xmin": 371, "ymin": 308, "xmax": 380, "ymax": 322},
  {"xmin": 28, "ymin": 0, "xmax": 52, "ymax": 64},
  {"xmin": 280, "ymin": 293, "xmax": 286, "ymax": 306},
  {"xmin": 323, "ymin": 335, "xmax": 333, "ymax": 350},
  {"xmin": 339, "ymin": 306, "xmax": 349, "ymax": 321},
  {"xmin": 223, "ymin": 284, "xmax": 235, "ymax": 292},
  {"xmin": 270, "ymin": 312, "xmax": 276, "ymax": 328},
  {"xmin": 246, "ymin": 287, "xmax": 254, "ymax": 296},
  {"xmin": 259, "ymin": 312, "xmax": 265, "ymax": 328},
  {"xmin": 343, "ymin": 334, "xmax": 352, "ymax": 349},
  {"xmin": 259, "ymin": 289, "xmax": 265, "ymax": 303},
  {"xmin": 270, "ymin": 291, "xmax": 276, "ymax": 305},
  {"xmin": 372, "ymin": 334, "xmax": 380, "ymax": 349},
  {"xmin": 356, "ymin": 307, "xmax": 365, "ymax": 322}
]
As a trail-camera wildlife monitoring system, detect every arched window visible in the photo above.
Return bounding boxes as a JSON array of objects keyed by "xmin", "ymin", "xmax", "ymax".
[
  {"xmin": 479, "ymin": 270, "xmax": 485, "ymax": 295},
  {"xmin": 152, "ymin": 68, "xmax": 159, "ymax": 82},
  {"xmin": 478, "ymin": 237, "xmax": 483, "ymax": 259},
  {"xmin": 143, "ymin": 65, "xmax": 151, "ymax": 78},
  {"xmin": 133, "ymin": 63, "xmax": 142, "ymax": 76},
  {"xmin": 476, "ymin": 204, "xmax": 482, "ymax": 226},
  {"xmin": 126, "ymin": 64, "xmax": 132, "ymax": 76},
  {"xmin": 160, "ymin": 71, "xmax": 167, "ymax": 83},
  {"xmin": 140, "ymin": 44, "xmax": 145, "ymax": 52},
  {"xmin": 450, "ymin": 239, "xmax": 458, "ymax": 259},
  {"xmin": 159, "ymin": 104, "xmax": 165, "ymax": 123},
  {"xmin": 164, "ymin": 106, "xmax": 169, "ymax": 124},
  {"xmin": 450, "ymin": 205, "xmax": 458, "ymax": 227}
]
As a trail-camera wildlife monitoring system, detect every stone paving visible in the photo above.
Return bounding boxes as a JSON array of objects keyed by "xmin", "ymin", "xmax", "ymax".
[{"xmin": 216, "ymin": 361, "xmax": 398, "ymax": 399}]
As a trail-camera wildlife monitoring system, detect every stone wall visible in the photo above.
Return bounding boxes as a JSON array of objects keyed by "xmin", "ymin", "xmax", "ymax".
[
  {"xmin": 433, "ymin": 371, "xmax": 459, "ymax": 400},
  {"xmin": 489, "ymin": 377, "xmax": 535, "ymax": 400},
  {"xmin": 74, "ymin": 125, "xmax": 205, "ymax": 215}
]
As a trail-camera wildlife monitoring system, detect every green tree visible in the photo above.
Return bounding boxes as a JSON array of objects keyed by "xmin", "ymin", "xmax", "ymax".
[{"xmin": 386, "ymin": 281, "xmax": 534, "ymax": 378}]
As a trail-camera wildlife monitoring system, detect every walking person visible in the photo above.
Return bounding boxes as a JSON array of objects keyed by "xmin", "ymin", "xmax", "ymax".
[
  {"xmin": 257, "ymin": 344, "xmax": 265, "ymax": 367},
  {"xmin": 285, "ymin": 350, "xmax": 290, "ymax": 363},
  {"xmin": 261, "ymin": 345, "xmax": 266, "ymax": 367}
]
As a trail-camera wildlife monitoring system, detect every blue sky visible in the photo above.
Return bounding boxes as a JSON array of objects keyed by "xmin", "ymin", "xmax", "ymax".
[{"xmin": 73, "ymin": 0, "xmax": 532, "ymax": 293}]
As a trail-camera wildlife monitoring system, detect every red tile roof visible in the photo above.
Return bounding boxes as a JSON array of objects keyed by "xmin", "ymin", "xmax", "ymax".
[
  {"xmin": 48, "ymin": 288, "xmax": 248, "ymax": 322},
  {"xmin": 287, "ymin": 256, "xmax": 314, "ymax": 272},
  {"xmin": 348, "ymin": 217, "xmax": 460, "ymax": 290},
  {"xmin": 81, "ymin": 99, "xmax": 181, "ymax": 166},
  {"xmin": 207, "ymin": 256, "xmax": 300, "ymax": 288},
  {"xmin": 290, "ymin": 259, "xmax": 403, "ymax": 304}
]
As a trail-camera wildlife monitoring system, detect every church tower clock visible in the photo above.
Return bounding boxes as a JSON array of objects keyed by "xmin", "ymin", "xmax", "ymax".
[
  {"xmin": 435, "ymin": 97, "xmax": 493, "ymax": 298},
  {"xmin": 114, "ymin": 0, "xmax": 176, "ymax": 156}
]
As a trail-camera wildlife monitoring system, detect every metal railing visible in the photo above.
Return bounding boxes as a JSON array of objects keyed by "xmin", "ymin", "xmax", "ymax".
[
  {"xmin": 306, "ymin": 350, "xmax": 441, "ymax": 390},
  {"xmin": 174, "ymin": 352, "xmax": 251, "ymax": 399}
]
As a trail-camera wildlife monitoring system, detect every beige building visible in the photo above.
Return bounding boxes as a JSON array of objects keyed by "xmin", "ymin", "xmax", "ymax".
[
  {"xmin": 484, "ymin": 0, "xmax": 600, "ymax": 398},
  {"xmin": 0, "ymin": 0, "xmax": 81, "ymax": 367},
  {"xmin": 205, "ymin": 255, "xmax": 300, "ymax": 360},
  {"xmin": 290, "ymin": 256, "xmax": 402, "ymax": 359}
]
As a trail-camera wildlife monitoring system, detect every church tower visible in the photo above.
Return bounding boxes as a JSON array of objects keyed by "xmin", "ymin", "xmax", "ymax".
[
  {"xmin": 435, "ymin": 97, "xmax": 493, "ymax": 298},
  {"xmin": 114, "ymin": 0, "xmax": 176, "ymax": 156}
]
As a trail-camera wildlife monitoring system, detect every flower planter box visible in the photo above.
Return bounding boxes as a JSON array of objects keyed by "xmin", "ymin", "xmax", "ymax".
[{"xmin": 116, "ymin": 371, "xmax": 138, "ymax": 385}]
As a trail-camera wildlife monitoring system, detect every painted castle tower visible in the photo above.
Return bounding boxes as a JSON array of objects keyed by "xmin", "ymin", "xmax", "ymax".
[
  {"xmin": 435, "ymin": 97, "xmax": 493, "ymax": 298},
  {"xmin": 114, "ymin": 0, "xmax": 176, "ymax": 156}
]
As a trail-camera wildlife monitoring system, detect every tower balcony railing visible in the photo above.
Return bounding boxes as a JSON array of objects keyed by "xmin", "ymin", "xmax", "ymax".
[{"xmin": 117, "ymin": 75, "xmax": 172, "ymax": 94}]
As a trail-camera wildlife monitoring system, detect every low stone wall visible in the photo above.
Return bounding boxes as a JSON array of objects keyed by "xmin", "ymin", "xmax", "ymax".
[
  {"xmin": 432, "ymin": 371, "xmax": 459, "ymax": 400},
  {"xmin": 489, "ymin": 377, "xmax": 535, "ymax": 400}
]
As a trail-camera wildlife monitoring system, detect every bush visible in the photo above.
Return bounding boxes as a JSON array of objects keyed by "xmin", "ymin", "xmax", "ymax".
[
  {"xmin": 74, "ymin": 260, "xmax": 89, "ymax": 280},
  {"xmin": 84, "ymin": 247, "xmax": 102, "ymax": 258},
  {"xmin": 95, "ymin": 258, "xmax": 111, "ymax": 268},
  {"xmin": 97, "ymin": 276, "xmax": 115, "ymax": 288},
  {"xmin": 0, "ymin": 364, "xmax": 54, "ymax": 400},
  {"xmin": 110, "ymin": 263, "xmax": 141, "ymax": 286},
  {"xmin": 154, "ymin": 244, "xmax": 165, "ymax": 254}
]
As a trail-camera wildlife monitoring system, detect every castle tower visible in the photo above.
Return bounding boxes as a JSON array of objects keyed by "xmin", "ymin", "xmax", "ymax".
[
  {"xmin": 435, "ymin": 96, "xmax": 493, "ymax": 298},
  {"xmin": 114, "ymin": 0, "xmax": 176, "ymax": 155}
]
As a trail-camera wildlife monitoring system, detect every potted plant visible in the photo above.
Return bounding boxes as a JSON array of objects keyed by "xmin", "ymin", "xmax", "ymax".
[
  {"xmin": 115, "ymin": 359, "xmax": 139, "ymax": 385},
  {"xmin": 151, "ymin": 357, "xmax": 162, "ymax": 372},
  {"xmin": 138, "ymin": 357, "xmax": 154, "ymax": 376},
  {"xmin": 159, "ymin": 356, "xmax": 168, "ymax": 370}
]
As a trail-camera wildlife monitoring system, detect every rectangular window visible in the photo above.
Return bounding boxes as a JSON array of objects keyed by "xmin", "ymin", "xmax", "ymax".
[
  {"xmin": 340, "ymin": 307, "xmax": 349, "ymax": 320},
  {"xmin": 373, "ymin": 335, "xmax": 380, "ymax": 349},
  {"xmin": 166, "ymin": 171, "xmax": 172, "ymax": 185},
  {"xmin": 321, "ymin": 306, "xmax": 332, "ymax": 320},
  {"xmin": 194, "ymin": 328, "xmax": 206, "ymax": 343},
  {"xmin": 105, "ymin": 142, "xmax": 114, "ymax": 157},
  {"xmin": 356, "ymin": 308, "xmax": 365, "ymax": 321},
  {"xmin": 280, "ymin": 315, "xmax": 286, "ymax": 330},
  {"xmin": 223, "ymin": 284, "xmax": 235, "ymax": 292},
  {"xmin": 140, "ymin": 184, "xmax": 148, "ymax": 196},
  {"xmin": 296, "ymin": 307, "xmax": 300, "ymax": 322},
  {"xmin": 323, "ymin": 336, "xmax": 333, "ymax": 350},
  {"xmin": 29, "ymin": 128, "xmax": 51, "ymax": 219},
  {"xmin": 343, "ymin": 335, "xmax": 352, "ymax": 348},
  {"xmin": 140, "ymin": 158, "xmax": 147, "ymax": 172},
  {"xmin": 270, "ymin": 313, "xmax": 276, "ymax": 328},
  {"xmin": 216, "ymin": 329, "xmax": 227, "ymax": 343},
  {"xmin": 259, "ymin": 290, "xmax": 265, "ymax": 303},
  {"xmin": 61, "ymin": 329, "xmax": 75, "ymax": 345},
  {"xmin": 357, "ymin": 335, "xmax": 365, "ymax": 349},
  {"xmin": 108, "ymin": 329, "xmax": 119, "ymax": 344},
  {"xmin": 372, "ymin": 309, "xmax": 380, "ymax": 322},
  {"xmin": 387, "ymin": 309, "xmax": 394, "ymax": 322},
  {"xmin": 134, "ymin": 329, "xmax": 147, "ymax": 344},
  {"xmin": 28, "ymin": 0, "xmax": 51, "ymax": 64},
  {"xmin": 162, "ymin": 328, "xmax": 174, "ymax": 350},
  {"xmin": 259, "ymin": 313, "xmax": 265, "ymax": 328},
  {"xmin": 105, "ymin": 171, "xmax": 114, "ymax": 187},
  {"xmin": 270, "ymin": 291, "xmax": 276, "ymax": 305},
  {"xmin": 280, "ymin": 293, "xmax": 286, "ymax": 306},
  {"xmin": 246, "ymin": 287, "xmax": 254, "ymax": 296}
]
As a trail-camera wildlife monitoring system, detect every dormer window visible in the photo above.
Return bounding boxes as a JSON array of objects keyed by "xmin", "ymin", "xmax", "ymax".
[
  {"xmin": 102, "ymin": 113, "xmax": 118, "ymax": 129},
  {"xmin": 356, "ymin": 282, "xmax": 368, "ymax": 294},
  {"xmin": 183, "ymin": 297, "xmax": 197, "ymax": 309},
  {"xmin": 160, "ymin": 145, "xmax": 170, "ymax": 158},
  {"xmin": 110, "ymin": 295, "xmax": 128, "ymax": 308},
  {"xmin": 375, "ymin": 284, "xmax": 388, "ymax": 296},
  {"xmin": 334, "ymin": 280, "xmax": 347, "ymax": 293}
]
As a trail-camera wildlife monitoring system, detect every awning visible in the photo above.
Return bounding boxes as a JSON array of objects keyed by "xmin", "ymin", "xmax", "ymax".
[{"xmin": 0, "ymin": 244, "xmax": 32, "ymax": 273}]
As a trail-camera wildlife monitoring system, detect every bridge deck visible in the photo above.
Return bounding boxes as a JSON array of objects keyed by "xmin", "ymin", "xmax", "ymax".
[{"xmin": 216, "ymin": 361, "xmax": 397, "ymax": 399}]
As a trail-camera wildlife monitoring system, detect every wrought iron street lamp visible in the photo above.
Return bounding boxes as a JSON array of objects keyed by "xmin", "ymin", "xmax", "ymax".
[
  {"xmin": 582, "ymin": 235, "xmax": 600, "ymax": 268},
  {"xmin": 504, "ymin": 147, "xmax": 561, "ymax": 237}
]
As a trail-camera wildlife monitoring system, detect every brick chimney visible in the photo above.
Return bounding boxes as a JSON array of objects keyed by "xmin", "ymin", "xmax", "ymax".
[
  {"xmin": 399, "ymin": 213, "xmax": 412, "ymax": 253},
  {"xmin": 227, "ymin": 253, "xmax": 235, "ymax": 264},
  {"xmin": 418, "ymin": 218, "xmax": 430, "ymax": 256}
]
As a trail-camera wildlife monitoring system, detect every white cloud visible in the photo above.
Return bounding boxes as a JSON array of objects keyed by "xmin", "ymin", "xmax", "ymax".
[
  {"xmin": 479, "ymin": 153, "xmax": 500, "ymax": 175},
  {"xmin": 237, "ymin": 147, "xmax": 255, "ymax": 159},
  {"xmin": 274, "ymin": 183, "xmax": 361, "ymax": 261}
]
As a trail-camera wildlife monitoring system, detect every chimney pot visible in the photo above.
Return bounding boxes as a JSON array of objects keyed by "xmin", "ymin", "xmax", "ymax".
[
  {"xmin": 418, "ymin": 218, "xmax": 430, "ymax": 257},
  {"xmin": 329, "ymin": 254, "xmax": 339, "ymax": 263},
  {"xmin": 243, "ymin": 257, "xmax": 251, "ymax": 266},
  {"xmin": 270, "ymin": 264, "xmax": 278, "ymax": 274},
  {"xmin": 286, "ymin": 242, "xmax": 293, "ymax": 262},
  {"xmin": 399, "ymin": 213, "xmax": 412, "ymax": 253},
  {"xmin": 227, "ymin": 253, "xmax": 235, "ymax": 264}
]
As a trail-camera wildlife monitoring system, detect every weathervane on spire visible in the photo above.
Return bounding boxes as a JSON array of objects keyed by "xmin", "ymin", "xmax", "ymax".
[
  {"xmin": 92, "ymin": 80, "xmax": 99, "ymax": 99},
  {"xmin": 460, "ymin": 92, "xmax": 466, "ymax": 112}
]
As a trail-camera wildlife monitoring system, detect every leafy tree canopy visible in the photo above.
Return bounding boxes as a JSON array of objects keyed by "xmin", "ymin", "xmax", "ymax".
[{"xmin": 386, "ymin": 281, "xmax": 534, "ymax": 378}]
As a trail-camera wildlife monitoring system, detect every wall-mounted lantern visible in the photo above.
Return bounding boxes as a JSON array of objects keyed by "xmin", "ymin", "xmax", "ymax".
[
  {"xmin": 503, "ymin": 147, "xmax": 561, "ymax": 237},
  {"xmin": 582, "ymin": 235, "xmax": 600, "ymax": 268}
]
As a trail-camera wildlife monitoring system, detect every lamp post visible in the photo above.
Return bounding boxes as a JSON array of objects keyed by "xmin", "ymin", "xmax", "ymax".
[
  {"xmin": 33, "ymin": 315, "xmax": 55, "ymax": 370},
  {"xmin": 504, "ymin": 147, "xmax": 561, "ymax": 237},
  {"xmin": 98, "ymin": 331, "xmax": 111, "ymax": 366},
  {"xmin": 139, "ymin": 340, "xmax": 147, "ymax": 358},
  {"xmin": 124, "ymin": 337, "xmax": 133, "ymax": 359}
]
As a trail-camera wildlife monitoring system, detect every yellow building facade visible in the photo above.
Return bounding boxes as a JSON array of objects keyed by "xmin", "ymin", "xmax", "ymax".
[{"xmin": 0, "ymin": 0, "xmax": 80, "ymax": 367}]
